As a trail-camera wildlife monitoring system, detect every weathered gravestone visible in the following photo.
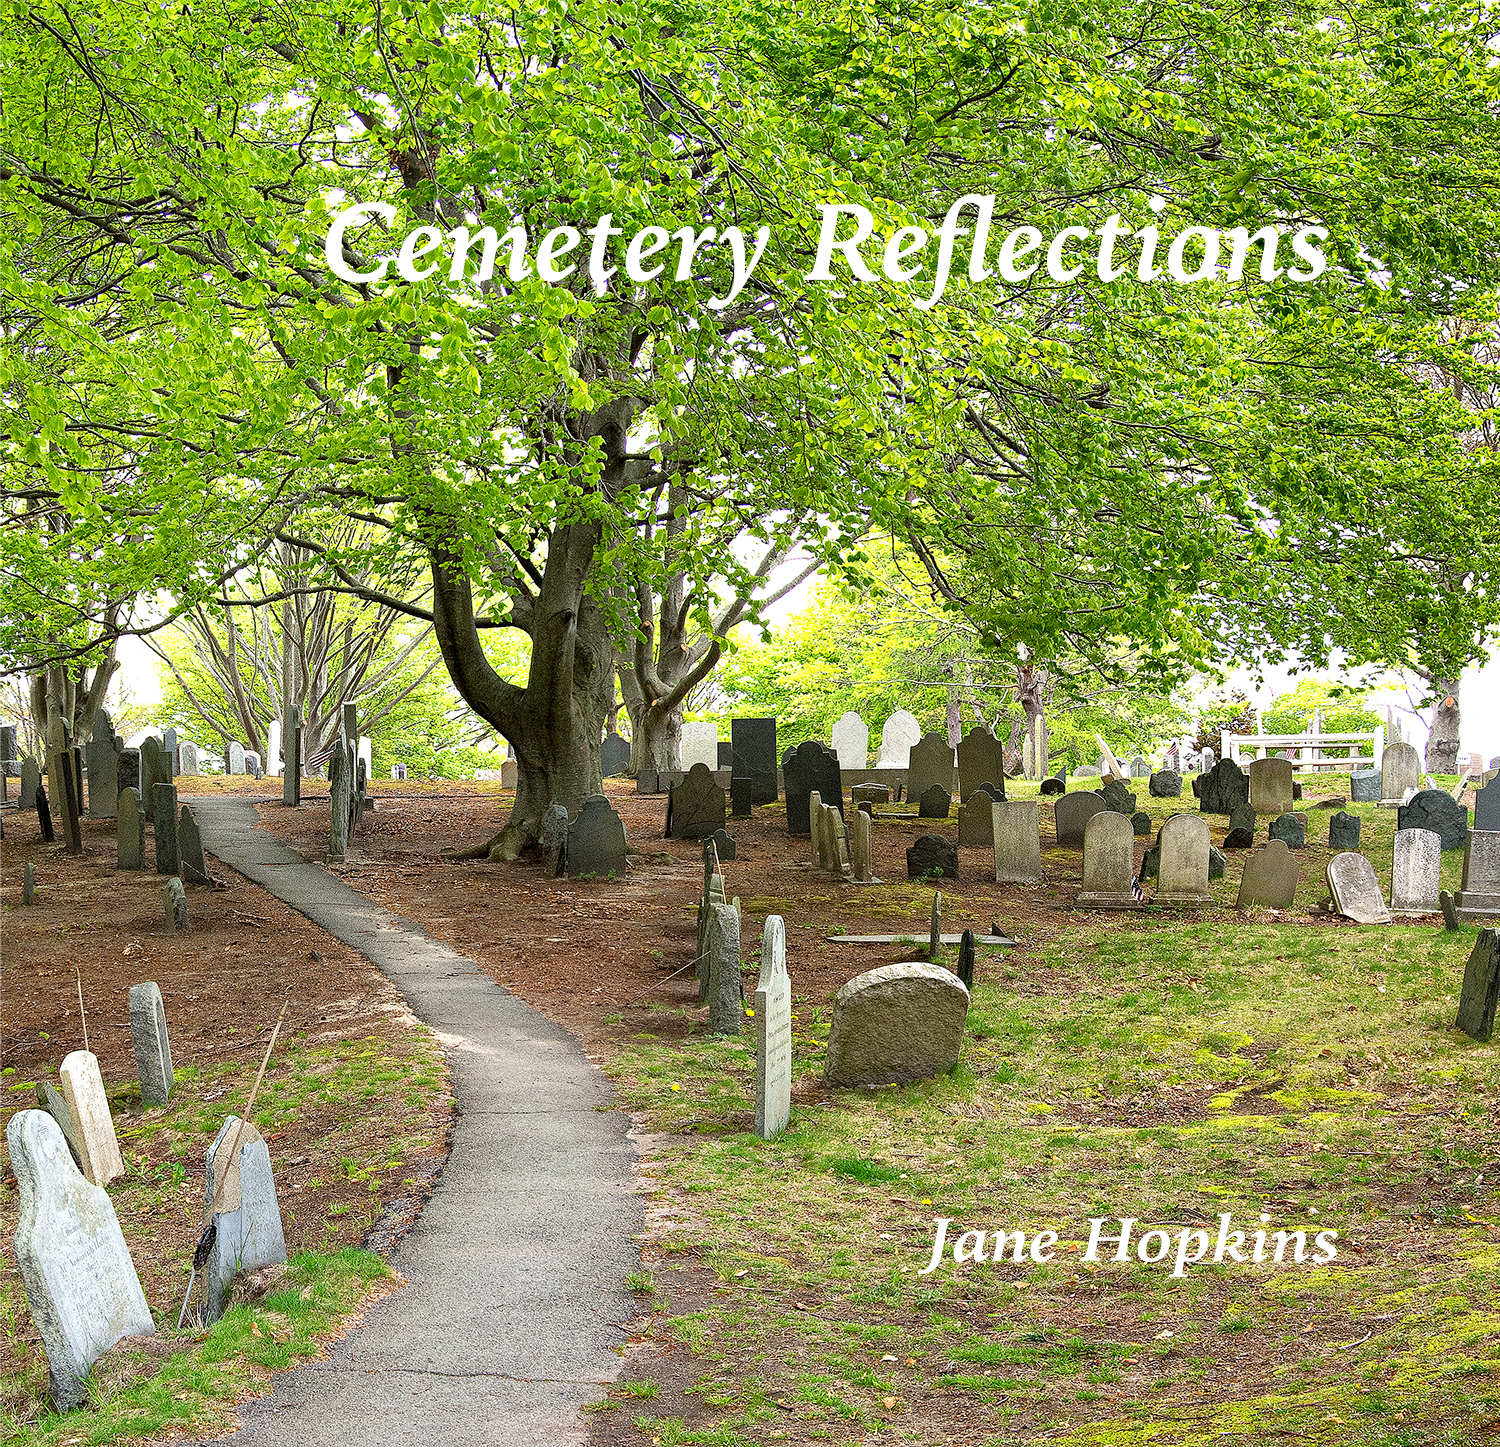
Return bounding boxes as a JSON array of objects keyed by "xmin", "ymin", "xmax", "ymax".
[
  {"xmin": 1382, "ymin": 741, "xmax": 1421, "ymax": 803},
  {"xmin": 1248, "ymin": 757, "xmax": 1295, "ymax": 815},
  {"xmin": 327, "ymin": 747, "xmax": 349, "ymax": 863},
  {"xmin": 116, "ymin": 787, "xmax": 145, "ymax": 870},
  {"xmin": 822, "ymin": 963, "xmax": 970, "ymax": 1087},
  {"xmin": 731, "ymin": 717, "xmax": 778, "ymax": 804},
  {"xmin": 730, "ymin": 776, "xmax": 753, "ymax": 818},
  {"xmin": 179, "ymin": 740, "xmax": 200, "ymax": 775},
  {"xmin": 1222, "ymin": 804, "xmax": 1257, "ymax": 849},
  {"xmin": 500, "ymin": 757, "xmax": 518, "ymax": 790},
  {"xmin": 680, "ymin": 721, "xmax": 719, "ymax": 774},
  {"xmin": 717, "ymin": 741, "xmax": 733, "ymax": 769},
  {"xmin": 163, "ymin": 726, "xmax": 179, "ymax": 775},
  {"xmin": 139, "ymin": 736, "xmax": 168, "ymax": 801},
  {"xmin": 666, "ymin": 762, "xmax": 726, "ymax": 841},
  {"xmin": 1074, "ymin": 765, "xmax": 1102, "ymax": 778},
  {"xmin": 1451, "ymin": 830, "xmax": 1500, "ymax": 925},
  {"xmin": 704, "ymin": 903, "xmax": 742, "ymax": 1036},
  {"xmin": 907, "ymin": 833, "xmax": 958, "ymax": 880},
  {"xmin": 151, "ymin": 782, "xmax": 179, "ymax": 875},
  {"xmin": 1053, "ymin": 791, "xmax": 1109, "ymax": 849},
  {"xmin": 929, "ymin": 892, "xmax": 941, "ymax": 958},
  {"xmin": 58, "ymin": 1051, "xmax": 125, "ymax": 1187},
  {"xmin": 956, "ymin": 728, "xmax": 1006, "ymax": 802},
  {"xmin": 917, "ymin": 784, "xmax": 951, "ymax": 819},
  {"xmin": 569, "ymin": 795, "xmax": 628, "ymax": 877},
  {"xmin": 1474, "ymin": 776, "xmax": 1500, "ymax": 834},
  {"xmin": 283, "ymin": 707, "xmax": 301, "ymax": 806},
  {"xmin": 851, "ymin": 782, "xmax": 890, "ymax": 805},
  {"xmin": 783, "ymin": 741, "xmax": 842, "ymax": 836},
  {"xmin": 1328, "ymin": 811, "xmax": 1362, "ymax": 849},
  {"xmin": 1456, "ymin": 930, "xmax": 1500, "ymax": 1042},
  {"xmin": 164, "ymin": 876, "xmax": 188, "ymax": 931},
  {"xmin": 20, "ymin": 754, "xmax": 40, "ymax": 810},
  {"xmin": 956, "ymin": 929, "xmax": 976, "ymax": 989},
  {"xmin": 1397, "ymin": 789, "xmax": 1470, "ymax": 850},
  {"xmin": 1149, "ymin": 770, "xmax": 1182, "ymax": 799},
  {"xmin": 992, "ymin": 799, "xmax": 1042, "ymax": 884},
  {"xmin": 86, "ymin": 713, "xmax": 119, "ymax": 818},
  {"xmin": 1199, "ymin": 759, "xmax": 1250, "ymax": 815},
  {"xmin": 23, "ymin": 859, "xmax": 36, "ymax": 905},
  {"xmin": 538, "ymin": 804, "xmax": 570, "ymax": 876},
  {"xmin": 178, "ymin": 805, "xmax": 212, "ymax": 885},
  {"xmin": 8, "ymin": 1111, "xmax": 154, "ymax": 1409},
  {"xmin": 202, "ymin": 1116, "xmax": 288, "ymax": 1324},
  {"xmin": 1130, "ymin": 757, "xmax": 1151, "ymax": 778},
  {"xmin": 600, "ymin": 732, "xmax": 630, "ymax": 778},
  {"xmin": 1077, "ymin": 811, "xmax": 1141, "ymax": 908},
  {"xmin": 246, "ymin": 751, "xmax": 264, "ymax": 780},
  {"xmin": 128, "ymin": 983, "xmax": 174, "ymax": 1106},
  {"xmin": 1236, "ymin": 839, "xmax": 1299, "ymax": 909},
  {"xmin": 227, "ymin": 740, "xmax": 246, "ymax": 775},
  {"xmin": 875, "ymin": 709, "xmax": 922, "ymax": 768},
  {"xmin": 1098, "ymin": 777, "xmax": 1135, "ymax": 815},
  {"xmin": 36, "ymin": 782, "xmax": 55, "ymax": 842},
  {"xmin": 1268, "ymin": 812, "xmax": 1306, "ymax": 849},
  {"xmin": 1039, "ymin": 775, "xmax": 1065, "ymax": 796},
  {"xmin": 957, "ymin": 784, "xmax": 999, "ymax": 847},
  {"xmin": 906, "ymin": 732, "xmax": 955, "ymax": 799},
  {"xmin": 1350, "ymin": 767, "xmax": 1381, "ymax": 803},
  {"xmin": 849, "ymin": 808, "xmax": 874, "ymax": 882},
  {"xmin": 1327, "ymin": 852, "xmax": 1391, "ymax": 924},
  {"xmin": 831, "ymin": 712, "xmax": 869, "ymax": 771},
  {"xmin": 1155, "ymin": 814, "xmax": 1213, "ymax": 904},
  {"xmin": 1391, "ymin": 828, "xmax": 1441, "ymax": 914},
  {"xmin": 36, "ymin": 1081, "xmax": 83, "ymax": 1168},
  {"xmin": 755, "ymin": 916, "xmax": 792, "ymax": 1138},
  {"xmin": 705, "ymin": 827, "xmax": 735, "ymax": 861}
]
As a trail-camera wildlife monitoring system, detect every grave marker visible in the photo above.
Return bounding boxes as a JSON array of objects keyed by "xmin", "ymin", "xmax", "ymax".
[
  {"xmin": 178, "ymin": 805, "xmax": 212, "ymax": 885},
  {"xmin": 906, "ymin": 732, "xmax": 955, "ymax": 798},
  {"xmin": 163, "ymin": 726, "xmax": 179, "ymax": 775},
  {"xmin": 128, "ymin": 983, "xmax": 174, "ymax": 1106},
  {"xmin": 21, "ymin": 755, "xmax": 40, "ymax": 810},
  {"xmin": 831, "ymin": 711, "xmax": 869, "ymax": 771},
  {"xmin": 1456, "ymin": 930, "xmax": 1500, "ymax": 1042},
  {"xmin": 1078, "ymin": 811, "xmax": 1141, "ymax": 908},
  {"xmin": 116, "ymin": 787, "xmax": 145, "ymax": 870},
  {"xmin": 1268, "ymin": 812, "xmax": 1305, "ymax": 848},
  {"xmin": 1053, "ymin": 791, "xmax": 1109, "ymax": 849},
  {"xmin": 850, "ymin": 807, "xmax": 874, "ymax": 881},
  {"xmin": 1397, "ymin": 789, "xmax": 1470, "ymax": 850},
  {"xmin": 730, "ymin": 776, "xmax": 753, "ymax": 817},
  {"xmin": 992, "ymin": 799, "xmax": 1042, "ymax": 884},
  {"xmin": 600, "ymin": 732, "xmax": 631, "ymax": 778},
  {"xmin": 875, "ymin": 709, "xmax": 922, "ymax": 768},
  {"xmin": 57, "ymin": 753, "xmax": 83, "ymax": 854},
  {"xmin": 23, "ymin": 859, "xmax": 36, "ymax": 904},
  {"xmin": 851, "ymin": 783, "xmax": 889, "ymax": 805},
  {"xmin": 917, "ymin": 784, "xmax": 951, "ymax": 818},
  {"xmin": 1449, "ymin": 829, "xmax": 1500, "ymax": 925},
  {"xmin": 1236, "ymin": 839, "xmax": 1299, "ymax": 909},
  {"xmin": 1149, "ymin": 769, "xmax": 1182, "ymax": 799},
  {"xmin": 956, "ymin": 784, "xmax": 998, "ymax": 847},
  {"xmin": 929, "ymin": 892, "xmax": 941, "ymax": 957},
  {"xmin": 203, "ymin": 1116, "xmax": 288, "ymax": 1324},
  {"xmin": 956, "ymin": 727, "xmax": 1006, "ymax": 802},
  {"xmin": 568, "ymin": 795, "xmax": 628, "ymax": 877},
  {"xmin": 666, "ymin": 762, "xmax": 726, "ymax": 840},
  {"xmin": 822, "ymin": 964, "xmax": 969, "ymax": 1087},
  {"xmin": 1155, "ymin": 815, "xmax": 1213, "ymax": 904},
  {"xmin": 36, "ymin": 782, "xmax": 55, "ymax": 842},
  {"xmin": 1475, "ymin": 776, "xmax": 1500, "ymax": 833},
  {"xmin": 680, "ymin": 720, "xmax": 719, "ymax": 773},
  {"xmin": 58, "ymin": 1051, "xmax": 125, "ymax": 1187},
  {"xmin": 755, "ymin": 916, "xmax": 792, "ymax": 1139},
  {"xmin": 1391, "ymin": 828, "xmax": 1441, "ymax": 914},
  {"xmin": 1381, "ymin": 741, "xmax": 1421, "ymax": 803},
  {"xmin": 86, "ymin": 714, "xmax": 119, "ymax": 819},
  {"xmin": 705, "ymin": 827, "xmax": 736, "ymax": 861},
  {"xmin": 1328, "ymin": 811, "xmax": 1362, "ymax": 849},
  {"xmin": 1327, "ymin": 852, "xmax": 1391, "ymax": 924},
  {"xmin": 731, "ymin": 717, "xmax": 778, "ymax": 804},
  {"xmin": 1199, "ymin": 759, "xmax": 1250, "ymax": 815},
  {"xmin": 705, "ymin": 903, "xmax": 742, "ymax": 1036},
  {"xmin": 1248, "ymin": 757, "xmax": 1295, "ymax": 815},
  {"xmin": 164, "ymin": 877, "xmax": 188, "ymax": 930},
  {"xmin": 1350, "ymin": 767, "xmax": 1381, "ymax": 802},
  {"xmin": 179, "ymin": 741, "xmax": 200, "ymax": 775},
  {"xmin": 783, "ymin": 740, "xmax": 842, "ymax": 836},
  {"xmin": 329, "ymin": 747, "xmax": 349, "ymax": 862},
  {"xmin": 152, "ymin": 781, "xmax": 179, "ymax": 874},
  {"xmin": 36, "ymin": 1081, "xmax": 84, "ymax": 1168},
  {"xmin": 908, "ymin": 834, "xmax": 958, "ymax": 880},
  {"xmin": 956, "ymin": 929, "xmax": 976, "ymax": 989}
]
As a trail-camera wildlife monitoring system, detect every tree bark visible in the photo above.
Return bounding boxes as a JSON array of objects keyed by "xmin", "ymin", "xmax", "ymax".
[{"xmin": 1425, "ymin": 677, "xmax": 1461, "ymax": 773}]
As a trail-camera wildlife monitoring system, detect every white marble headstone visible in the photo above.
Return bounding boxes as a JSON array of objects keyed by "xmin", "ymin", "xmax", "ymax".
[
  {"xmin": 679, "ymin": 721, "xmax": 719, "ymax": 774},
  {"xmin": 875, "ymin": 709, "xmax": 921, "ymax": 768},
  {"xmin": 1391, "ymin": 828, "xmax": 1441, "ymax": 914},
  {"xmin": 755, "ymin": 916, "xmax": 792, "ymax": 1139},
  {"xmin": 1327, "ymin": 852, "xmax": 1392, "ymax": 924},
  {"xmin": 831, "ymin": 712, "xmax": 869, "ymax": 771},
  {"xmin": 227, "ymin": 740, "xmax": 246, "ymax": 775},
  {"xmin": 58, "ymin": 1051, "xmax": 125, "ymax": 1187}
]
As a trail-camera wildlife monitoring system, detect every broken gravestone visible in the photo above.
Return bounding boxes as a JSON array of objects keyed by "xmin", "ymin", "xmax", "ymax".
[{"xmin": 202, "ymin": 1116, "xmax": 288, "ymax": 1324}]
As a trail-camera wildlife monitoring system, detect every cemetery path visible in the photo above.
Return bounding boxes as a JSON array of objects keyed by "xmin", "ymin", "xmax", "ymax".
[{"xmin": 189, "ymin": 797, "xmax": 641, "ymax": 1447}]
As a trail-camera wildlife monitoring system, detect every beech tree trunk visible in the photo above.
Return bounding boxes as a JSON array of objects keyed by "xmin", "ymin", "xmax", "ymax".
[{"xmin": 1425, "ymin": 677, "xmax": 1461, "ymax": 773}]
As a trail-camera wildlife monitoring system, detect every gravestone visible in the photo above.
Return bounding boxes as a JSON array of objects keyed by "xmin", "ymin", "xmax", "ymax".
[
  {"xmin": 128, "ymin": 982, "xmax": 174, "ymax": 1107},
  {"xmin": 600, "ymin": 732, "xmax": 630, "ymax": 778},
  {"xmin": 246, "ymin": 751, "xmax": 263, "ymax": 779},
  {"xmin": 849, "ymin": 808, "xmax": 873, "ymax": 881},
  {"xmin": 666, "ymin": 762, "xmax": 726, "ymax": 841},
  {"xmin": 283, "ymin": 707, "xmax": 301, "ymax": 806},
  {"xmin": 58, "ymin": 1051, "xmax": 125, "ymax": 1187},
  {"xmin": 1328, "ymin": 811, "xmax": 1362, "ymax": 849},
  {"xmin": 1350, "ymin": 768, "xmax": 1381, "ymax": 803},
  {"xmin": 139, "ymin": 736, "xmax": 167, "ymax": 800},
  {"xmin": 917, "ymin": 784, "xmax": 952, "ymax": 819},
  {"xmin": 1149, "ymin": 770, "xmax": 1182, "ymax": 799},
  {"xmin": 568, "ymin": 795, "xmax": 628, "ymax": 878},
  {"xmin": 36, "ymin": 1081, "xmax": 83, "ymax": 1167},
  {"xmin": 1039, "ymin": 775, "xmax": 1065, "ymax": 796},
  {"xmin": 539, "ymin": 805, "xmax": 570, "ymax": 876},
  {"xmin": 851, "ymin": 783, "xmax": 889, "ymax": 805},
  {"xmin": 1474, "ymin": 777, "xmax": 1500, "ymax": 834},
  {"xmin": 115, "ymin": 745, "xmax": 138, "ymax": 795},
  {"xmin": 956, "ymin": 929, "xmax": 975, "ymax": 989},
  {"xmin": 1209, "ymin": 844, "xmax": 1228, "ymax": 880},
  {"xmin": 21, "ymin": 755, "xmax": 40, "ymax": 810},
  {"xmin": 177, "ymin": 805, "xmax": 211, "ymax": 885},
  {"xmin": 163, "ymin": 726, "xmax": 179, "ymax": 775},
  {"xmin": 1456, "ymin": 930, "xmax": 1500, "ymax": 1042},
  {"xmin": 755, "ymin": 916, "xmax": 792, "ymax": 1138},
  {"xmin": 179, "ymin": 741, "xmax": 200, "ymax": 775},
  {"xmin": 731, "ymin": 717, "xmax": 778, "ymax": 804},
  {"xmin": 680, "ymin": 721, "xmax": 719, "ymax": 773},
  {"xmin": 23, "ymin": 859, "xmax": 36, "ymax": 904},
  {"xmin": 1236, "ymin": 839, "xmax": 1299, "ymax": 909},
  {"xmin": 1381, "ymin": 741, "xmax": 1421, "ymax": 802},
  {"xmin": 783, "ymin": 740, "xmax": 842, "ymax": 836},
  {"xmin": 1327, "ymin": 852, "xmax": 1392, "ymax": 924},
  {"xmin": 164, "ymin": 877, "xmax": 188, "ymax": 930},
  {"xmin": 907, "ymin": 833, "xmax": 958, "ymax": 880},
  {"xmin": 1074, "ymin": 765, "xmax": 1102, "ymax": 778},
  {"xmin": 86, "ymin": 714, "xmax": 119, "ymax": 818},
  {"xmin": 906, "ymin": 732, "xmax": 955, "ymax": 799},
  {"xmin": 956, "ymin": 727, "xmax": 1006, "ymax": 802},
  {"xmin": 57, "ymin": 751, "xmax": 83, "ymax": 853},
  {"xmin": 1391, "ymin": 828, "xmax": 1441, "ymax": 914},
  {"xmin": 876, "ymin": 709, "xmax": 922, "ymax": 768},
  {"xmin": 152, "ymin": 781, "xmax": 179, "ymax": 874},
  {"xmin": 992, "ymin": 799, "xmax": 1042, "ymax": 884},
  {"xmin": 1199, "ymin": 759, "xmax": 1249, "ymax": 815},
  {"xmin": 36, "ymin": 782, "xmax": 55, "ymax": 842},
  {"xmin": 1130, "ymin": 756, "xmax": 1151, "ymax": 778},
  {"xmin": 1053, "ymin": 791, "xmax": 1109, "ymax": 848},
  {"xmin": 116, "ymin": 787, "xmax": 145, "ymax": 870},
  {"xmin": 1397, "ymin": 790, "xmax": 1470, "ymax": 850},
  {"xmin": 1223, "ymin": 804, "xmax": 1256, "ymax": 849},
  {"xmin": 636, "ymin": 768, "xmax": 661, "ymax": 795},
  {"xmin": 8, "ymin": 1111, "xmax": 154, "ymax": 1409},
  {"xmin": 705, "ymin": 903, "xmax": 742, "ymax": 1036},
  {"xmin": 267, "ymin": 720, "xmax": 282, "ymax": 776},
  {"xmin": 328, "ymin": 748, "xmax": 349, "ymax": 862},
  {"xmin": 717, "ymin": 741, "xmax": 733, "ymax": 768},
  {"xmin": 730, "ymin": 776, "xmax": 753, "ymax": 817},
  {"xmin": 391, "ymin": 763, "xmax": 407, "ymax": 781},
  {"xmin": 0, "ymin": 722, "xmax": 15, "ymax": 770},
  {"xmin": 1078, "ymin": 811, "xmax": 1140, "ymax": 908},
  {"xmin": 956, "ymin": 785, "xmax": 998, "ymax": 847},
  {"xmin": 500, "ymin": 758, "xmax": 518, "ymax": 789},
  {"xmin": 1155, "ymin": 814, "xmax": 1213, "ymax": 904},
  {"xmin": 203, "ymin": 1116, "xmax": 288, "ymax": 1324},
  {"xmin": 822, "ymin": 963, "xmax": 969, "ymax": 1087},
  {"xmin": 1268, "ymin": 812, "xmax": 1305, "ymax": 849},
  {"xmin": 929, "ymin": 892, "xmax": 941, "ymax": 957},
  {"xmin": 1451, "ymin": 830, "xmax": 1500, "ymax": 925},
  {"xmin": 705, "ymin": 827, "xmax": 736, "ymax": 862},
  {"xmin": 1248, "ymin": 757, "xmax": 1295, "ymax": 815},
  {"xmin": 831, "ymin": 712, "xmax": 869, "ymax": 771},
  {"xmin": 1098, "ymin": 778, "xmax": 1135, "ymax": 815}
]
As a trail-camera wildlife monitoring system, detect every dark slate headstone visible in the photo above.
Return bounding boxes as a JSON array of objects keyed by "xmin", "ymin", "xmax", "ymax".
[
  {"xmin": 1397, "ymin": 790, "xmax": 1470, "ymax": 851},
  {"xmin": 117, "ymin": 747, "xmax": 139, "ymax": 794},
  {"xmin": 730, "ymin": 776, "xmax": 753, "ymax": 818},
  {"xmin": 568, "ymin": 795, "xmax": 627, "ymax": 878},
  {"xmin": 1191, "ymin": 774, "xmax": 1203, "ymax": 799},
  {"xmin": 152, "ymin": 783, "xmax": 179, "ymax": 875},
  {"xmin": 0, "ymin": 723, "xmax": 15, "ymax": 769},
  {"xmin": 600, "ymin": 733, "xmax": 631, "ymax": 779},
  {"xmin": 956, "ymin": 929, "xmax": 975, "ymax": 990},
  {"xmin": 1350, "ymin": 768, "xmax": 1381, "ymax": 803},
  {"xmin": 1039, "ymin": 777, "xmax": 1065, "ymax": 796},
  {"xmin": 283, "ymin": 708, "xmax": 302, "ymax": 807},
  {"xmin": 666, "ymin": 762, "xmax": 726, "ymax": 841},
  {"xmin": 783, "ymin": 740, "xmax": 842, "ymax": 837},
  {"xmin": 907, "ymin": 733, "xmax": 955, "ymax": 798},
  {"xmin": 1328, "ymin": 811, "xmax": 1361, "ymax": 849},
  {"xmin": 1199, "ymin": 759, "xmax": 1249, "ymax": 815},
  {"xmin": 1131, "ymin": 811, "xmax": 1152, "ymax": 837},
  {"xmin": 1208, "ymin": 845, "xmax": 1228, "ymax": 881},
  {"xmin": 731, "ymin": 718, "xmax": 778, "ymax": 805},
  {"xmin": 20, "ymin": 755, "xmax": 40, "ymax": 809},
  {"xmin": 907, "ymin": 833, "xmax": 958, "ymax": 880},
  {"xmin": 1292, "ymin": 780, "xmax": 1303, "ymax": 801},
  {"xmin": 1268, "ymin": 812, "xmax": 1305, "ymax": 849},
  {"xmin": 58, "ymin": 754, "xmax": 83, "ymax": 854},
  {"xmin": 539, "ymin": 804, "xmax": 569, "ymax": 877},
  {"xmin": 178, "ymin": 805, "xmax": 212, "ymax": 885},
  {"xmin": 956, "ymin": 728, "xmax": 1006, "ymax": 802},
  {"xmin": 1222, "ymin": 803, "xmax": 1256, "ymax": 849},
  {"xmin": 1456, "ymin": 930, "xmax": 1500, "ymax": 1042},
  {"xmin": 1474, "ymin": 776, "xmax": 1500, "ymax": 834},
  {"xmin": 117, "ymin": 788, "xmax": 145, "ymax": 870},
  {"xmin": 705, "ymin": 827, "xmax": 736, "ymax": 861},
  {"xmin": 36, "ymin": 783, "xmax": 54, "ymax": 843},
  {"xmin": 1099, "ymin": 778, "xmax": 1135, "ymax": 815},
  {"xmin": 918, "ymin": 785, "xmax": 952, "ymax": 819},
  {"xmin": 163, "ymin": 727, "xmax": 179, "ymax": 776},
  {"xmin": 86, "ymin": 715, "xmax": 118, "ymax": 819},
  {"xmin": 1149, "ymin": 770, "xmax": 1182, "ymax": 798},
  {"xmin": 717, "ymin": 741, "xmax": 733, "ymax": 768},
  {"xmin": 139, "ymin": 736, "xmax": 168, "ymax": 802},
  {"xmin": 635, "ymin": 768, "xmax": 661, "ymax": 795},
  {"xmin": 1053, "ymin": 791, "xmax": 1109, "ymax": 849}
]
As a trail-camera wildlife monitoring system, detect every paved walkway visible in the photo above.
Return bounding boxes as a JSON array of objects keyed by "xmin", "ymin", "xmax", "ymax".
[{"xmin": 190, "ymin": 797, "xmax": 639, "ymax": 1446}]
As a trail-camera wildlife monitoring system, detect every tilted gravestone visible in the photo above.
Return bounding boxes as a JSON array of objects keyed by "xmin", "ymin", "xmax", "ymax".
[
  {"xmin": 993, "ymin": 799, "xmax": 1042, "ymax": 884},
  {"xmin": 731, "ymin": 717, "xmax": 778, "ymax": 804},
  {"xmin": 851, "ymin": 782, "xmax": 889, "ymax": 805},
  {"xmin": 1199, "ymin": 759, "xmax": 1250, "ymax": 815},
  {"xmin": 164, "ymin": 876, "xmax": 188, "ymax": 930},
  {"xmin": 179, "ymin": 740, "xmax": 200, "ymax": 775},
  {"xmin": 1236, "ymin": 839, "xmax": 1299, "ymax": 909},
  {"xmin": 58, "ymin": 1051, "xmax": 125, "ymax": 1187},
  {"xmin": 1397, "ymin": 789, "xmax": 1470, "ymax": 850},
  {"xmin": 1098, "ymin": 777, "xmax": 1135, "ymax": 815},
  {"xmin": 1350, "ymin": 767, "xmax": 1381, "ymax": 803},
  {"xmin": 1053, "ymin": 790, "xmax": 1109, "ymax": 849},
  {"xmin": 1456, "ymin": 930, "xmax": 1500, "ymax": 1042},
  {"xmin": 907, "ymin": 833, "xmax": 958, "ymax": 880},
  {"xmin": 1039, "ymin": 775, "xmax": 1065, "ymax": 796},
  {"xmin": 957, "ymin": 784, "xmax": 999, "ymax": 847},
  {"xmin": 36, "ymin": 1081, "xmax": 84, "ymax": 1168},
  {"xmin": 755, "ymin": 916, "xmax": 792, "ymax": 1139},
  {"xmin": 36, "ymin": 782, "xmax": 55, "ymax": 842},
  {"xmin": 956, "ymin": 929, "xmax": 976, "ymax": 989},
  {"xmin": 129, "ymin": 983, "xmax": 174, "ymax": 1106},
  {"xmin": 1391, "ymin": 828, "xmax": 1441, "ymax": 914},
  {"xmin": 178, "ymin": 805, "xmax": 212, "ymax": 885},
  {"xmin": 783, "ymin": 740, "xmax": 842, "ymax": 836},
  {"xmin": 116, "ymin": 787, "xmax": 145, "ymax": 871},
  {"xmin": 875, "ymin": 709, "xmax": 922, "ymax": 768},
  {"xmin": 600, "ymin": 732, "xmax": 630, "ymax": 778},
  {"xmin": 917, "ymin": 784, "xmax": 951, "ymax": 819},
  {"xmin": 568, "ymin": 795, "xmax": 628, "ymax": 878},
  {"xmin": 1077, "ymin": 810, "xmax": 1140, "ymax": 908},
  {"xmin": 1381, "ymin": 741, "xmax": 1421, "ymax": 803},
  {"xmin": 202, "ymin": 1116, "xmax": 288, "ymax": 1324},
  {"xmin": 704, "ymin": 903, "xmax": 742, "ymax": 1036},
  {"xmin": 1248, "ymin": 757, "xmax": 1295, "ymax": 815},
  {"xmin": 8, "ymin": 1111, "xmax": 154, "ymax": 1409},
  {"xmin": 679, "ymin": 720, "xmax": 719, "ymax": 773},
  {"xmin": 86, "ymin": 713, "xmax": 119, "ymax": 819},
  {"xmin": 1155, "ymin": 814, "xmax": 1213, "ymax": 904},
  {"xmin": 831, "ymin": 711, "xmax": 869, "ymax": 771},
  {"xmin": 20, "ymin": 755, "xmax": 40, "ymax": 810},
  {"xmin": 1328, "ymin": 811, "xmax": 1362, "ymax": 849},
  {"xmin": 666, "ymin": 762, "xmax": 726, "ymax": 840},
  {"xmin": 956, "ymin": 727, "xmax": 1006, "ymax": 803},
  {"xmin": 1327, "ymin": 852, "xmax": 1391, "ymax": 924},
  {"xmin": 1221, "ymin": 803, "xmax": 1256, "ymax": 849},
  {"xmin": 1148, "ymin": 769, "xmax": 1182, "ymax": 799},
  {"xmin": 152, "ymin": 782, "xmax": 179, "ymax": 874},
  {"xmin": 822, "ymin": 963, "xmax": 970, "ymax": 1087},
  {"xmin": 906, "ymin": 732, "xmax": 955, "ymax": 799},
  {"xmin": 1268, "ymin": 812, "xmax": 1305, "ymax": 849}
]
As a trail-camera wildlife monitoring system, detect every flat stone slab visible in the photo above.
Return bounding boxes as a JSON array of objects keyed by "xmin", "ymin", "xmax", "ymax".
[{"xmin": 829, "ymin": 932, "xmax": 1015, "ymax": 946}]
